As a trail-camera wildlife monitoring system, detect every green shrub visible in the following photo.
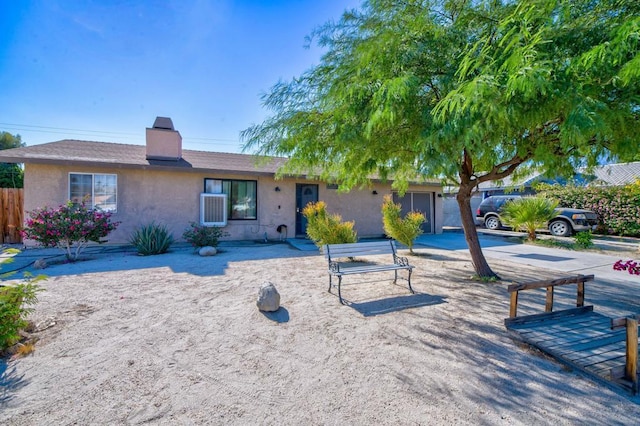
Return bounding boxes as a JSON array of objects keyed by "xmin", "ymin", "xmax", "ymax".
[
  {"xmin": 381, "ymin": 195, "xmax": 425, "ymax": 253},
  {"xmin": 536, "ymin": 181, "xmax": 640, "ymax": 237},
  {"xmin": 130, "ymin": 222, "xmax": 174, "ymax": 255},
  {"xmin": 0, "ymin": 279, "xmax": 44, "ymax": 351},
  {"xmin": 574, "ymin": 231, "xmax": 594, "ymax": 249},
  {"xmin": 501, "ymin": 197, "xmax": 558, "ymax": 241},
  {"xmin": 302, "ymin": 201, "xmax": 357, "ymax": 248},
  {"xmin": 182, "ymin": 222, "xmax": 228, "ymax": 248},
  {"xmin": 21, "ymin": 200, "xmax": 121, "ymax": 261}
]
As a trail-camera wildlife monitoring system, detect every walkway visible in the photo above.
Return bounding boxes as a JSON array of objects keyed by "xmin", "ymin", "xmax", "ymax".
[{"xmin": 414, "ymin": 231, "xmax": 638, "ymax": 285}]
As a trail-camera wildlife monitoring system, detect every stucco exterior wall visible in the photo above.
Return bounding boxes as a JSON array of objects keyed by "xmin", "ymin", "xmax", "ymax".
[
  {"xmin": 23, "ymin": 164, "xmax": 442, "ymax": 245},
  {"xmin": 320, "ymin": 183, "xmax": 443, "ymax": 237}
]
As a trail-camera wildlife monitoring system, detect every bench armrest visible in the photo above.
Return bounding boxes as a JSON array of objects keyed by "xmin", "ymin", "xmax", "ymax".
[
  {"xmin": 329, "ymin": 261, "xmax": 341, "ymax": 273},
  {"xmin": 394, "ymin": 255, "xmax": 411, "ymax": 267}
]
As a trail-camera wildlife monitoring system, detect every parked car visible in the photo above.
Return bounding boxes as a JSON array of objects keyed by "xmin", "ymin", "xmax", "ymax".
[{"xmin": 475, "ymin": 195, "xmax": 599, "ymax": 237}]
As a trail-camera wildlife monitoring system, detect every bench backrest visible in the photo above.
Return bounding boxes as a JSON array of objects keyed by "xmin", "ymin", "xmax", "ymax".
[{"xmin": 323, "ymin": 240, "xmax": 397, "ymax": 261}]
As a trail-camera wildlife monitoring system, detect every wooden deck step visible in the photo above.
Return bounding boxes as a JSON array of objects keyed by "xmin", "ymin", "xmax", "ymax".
[{"xmin": 506, "ymin": 309, "xmax": 639, "ymax": 394}]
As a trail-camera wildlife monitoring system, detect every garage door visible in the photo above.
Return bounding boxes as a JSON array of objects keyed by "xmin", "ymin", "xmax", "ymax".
[{"xmin": 392, "ymin": 192, "xmax": 434, "ymax": 234}]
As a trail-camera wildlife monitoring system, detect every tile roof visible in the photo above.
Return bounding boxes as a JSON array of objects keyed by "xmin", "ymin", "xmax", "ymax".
[
  {"xmin": 590, "ymin": 161, "xmax": 640, "ymax": 186},
  {"xmin": 0, "ymin": 140, "xmax": 287, "ymax": 175},
  {"xmin": 445, "ymin": 162, "xmax": 640, "ymax": 193}
]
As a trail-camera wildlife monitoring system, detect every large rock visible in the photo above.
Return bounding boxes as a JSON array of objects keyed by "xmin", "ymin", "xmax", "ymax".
[
  {"xmin": 33, "ymin": 259, "xmax": 48, "ymax": 269},
  {"xmin": 257, "ymin": 282, "xmax": 280, "ymax": 312},
  {"xmin": 198, "ymin": 246, "xmax": 217, "ymax": 256}
]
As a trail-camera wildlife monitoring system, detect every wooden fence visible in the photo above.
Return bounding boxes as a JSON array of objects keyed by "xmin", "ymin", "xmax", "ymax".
[{"xmin": 1, "ymin": 188, "xmax": 23, "ymax": 244}]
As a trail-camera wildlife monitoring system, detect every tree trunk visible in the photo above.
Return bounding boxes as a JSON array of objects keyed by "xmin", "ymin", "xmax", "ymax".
[{"xmin": 456, "ymin": 186, "xmax": 500, "ymax": 280}]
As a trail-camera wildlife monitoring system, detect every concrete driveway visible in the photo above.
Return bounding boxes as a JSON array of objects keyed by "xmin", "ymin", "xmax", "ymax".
[{"xmin": 415, "ymin": 230, "xmax": 639, "ymax": 285}]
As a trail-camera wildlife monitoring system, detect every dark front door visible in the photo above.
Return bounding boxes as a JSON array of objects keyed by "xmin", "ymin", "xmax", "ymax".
[
  {"xmin": 296, "ymin": 184, "xmax": 319, "ymax": 236},
  {"xmin": 392, "ymin": 192, "xmax": 434, "ymax": 234}
]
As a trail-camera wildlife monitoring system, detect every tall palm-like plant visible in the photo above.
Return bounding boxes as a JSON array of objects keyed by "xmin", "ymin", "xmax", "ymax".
[
  {"xmin": 501, "ymin": 197, "xmax": 558, "ymax": 241},
  {"xmin": 381, "ymin": 195, "xmax": 425, "ymax": 254},
  {"xmin": 302, "ymin": 201, "xmax": 357, "ymax": 248}
]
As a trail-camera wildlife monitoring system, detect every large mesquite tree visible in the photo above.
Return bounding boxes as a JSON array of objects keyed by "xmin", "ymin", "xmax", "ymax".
[{"xmin": 242, "ymin": 0, "xmax": 640, "ymax": 279}]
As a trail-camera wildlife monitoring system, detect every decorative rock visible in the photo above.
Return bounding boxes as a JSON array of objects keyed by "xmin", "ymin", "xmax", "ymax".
[
  {"xmin": 257, "ymin": 282, "xmax": 280, "ymax": 312},
  {"xmin": 33, "ymin": 259, "xmax": 48, "ymax": 269},
  {"xmin": 198, "ymin": 246, "xmax": 217, "ymax": 256}
]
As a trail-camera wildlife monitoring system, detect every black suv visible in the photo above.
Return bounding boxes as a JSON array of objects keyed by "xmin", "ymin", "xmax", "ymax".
[{"xmin": 475, "ymin": 195, "xmax": 599, "ymax": 237}]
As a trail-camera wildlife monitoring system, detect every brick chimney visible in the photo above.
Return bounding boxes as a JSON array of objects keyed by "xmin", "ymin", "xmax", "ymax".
[{"xmin": 146, "ymin": 117, "xmax": 182, "ymax": 161}]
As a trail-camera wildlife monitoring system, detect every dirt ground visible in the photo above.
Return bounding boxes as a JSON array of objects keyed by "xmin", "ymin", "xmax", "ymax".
[{"xmin": 1, "ymin": 242, "xmax": 639, "ymax": 425}]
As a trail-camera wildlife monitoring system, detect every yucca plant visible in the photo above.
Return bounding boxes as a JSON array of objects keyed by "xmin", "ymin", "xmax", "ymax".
[
  {"xmin": 501, "ymin": 197, "xmax": 558, "ymax": 241},
  {"xmin": 302, "ymin": 201, "xmax": 357, "ymax": 248},
  {"xmin": 129, "ymin": 222, "xmax": 174, "ymax": 255},
  {"xmin": 381, "ymin": 195, "xmax": 425, "ymax": 254}
]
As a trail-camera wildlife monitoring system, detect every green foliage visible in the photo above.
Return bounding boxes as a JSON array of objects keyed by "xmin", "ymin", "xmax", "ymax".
[
  {"xmin": 0, "ymin": 132, "xmax": 25, "ymax": 188},
  {"xmin": 472, "ymin": 275, "xmax": 500, "ymax": 283},
  {"xmin": 529, "ymin": 238, "xmax": 574, "ymax": 250},
  {"xmin": 0, "ymin": 163, "xmax": 23, "ymax": 188},
  {"xmin": 0, "ymin": 131, "xmax": 24, "ymax": 150},
  {"xmin": 302, "ymin": 201, "xmax": 357, "ymax": 248},
  {"xmin": 21, "ymin": 200, "xmax": 121, "ymax": 261},
  {"xmin": 574, "ymin": 231, "xmax": 594, "ymax": 249},
  {"xmin": 0, "ymin": 278, "xmax": 44, "ymax": 351},
  {"xmin": 129, "ymin": 222, "xmax": 174, "ymax": 255},
  {"xmin": 381, "ymin": 195, "xmax": 425, "ymax": 253},
  {"xmin": 241, "ymin": 0, "xmax": 640, "ymax": 278},
  {"xmin": 537, "ymin": 181, "xmax": 640, "ymax": 237},
  {"xmin": 501, "ymin": 197, "xmax": 558, "ymax": 241},
  {"xmin": 182, "ymin": 222, "xmax": 228, "ymax": 248}
]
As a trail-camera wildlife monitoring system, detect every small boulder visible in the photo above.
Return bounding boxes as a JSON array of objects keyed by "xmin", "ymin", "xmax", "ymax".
[
  {"xmin": 33, "ymin": 259, "xmax": 48, "ymax": 270},
  {"xmin": 198, "ymin": 246, "xmax": 217, "ymax": 256},
  {"xmin": 257, "ymin": 282, "xmax": 280, "ymax": 312}
]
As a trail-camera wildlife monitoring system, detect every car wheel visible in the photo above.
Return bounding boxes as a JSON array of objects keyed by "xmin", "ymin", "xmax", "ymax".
[
  {"xmin": 485, "ymin": 216, "xmax": 501, "ymax": 230},
  {"xmin": 549, "ymin": 220, "xmax": 572, "ymax": 237}
]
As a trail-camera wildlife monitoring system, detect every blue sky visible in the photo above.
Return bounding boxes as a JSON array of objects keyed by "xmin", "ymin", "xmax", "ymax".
[{"xmin": 0, "ymin": 0, "xmax": 361, "ymax": 152}]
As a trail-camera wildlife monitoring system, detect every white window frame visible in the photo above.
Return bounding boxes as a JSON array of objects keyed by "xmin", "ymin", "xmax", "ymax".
[{"xmin": 68, "ymin": 172, "xmax": 118, "ymax": 212}]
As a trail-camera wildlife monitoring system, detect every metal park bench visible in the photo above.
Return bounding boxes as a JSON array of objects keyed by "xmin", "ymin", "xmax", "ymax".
[{"xmin": 323, "ymin": 240, "xmax": 414, "ymax": 304}]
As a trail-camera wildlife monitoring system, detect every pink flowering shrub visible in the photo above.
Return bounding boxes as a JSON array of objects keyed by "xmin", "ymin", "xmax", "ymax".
[
  {"xmin": 182, "ymin": 222, "xmax": 228, "ymax": 249},
  {"xmin": 536, "ymin": 181, "xmax": 640, "ymax": 237},
  {"xmin": 613, "ymin": 260, "xmax": 640, "ymax": 275},
  {"xmin": 21, "ymin": 201, "xmax": 120, "ymax": 261}
]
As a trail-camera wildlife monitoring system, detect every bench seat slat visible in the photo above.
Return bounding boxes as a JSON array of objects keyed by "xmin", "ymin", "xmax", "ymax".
[{"xmin": 333, "ymin": 264, "xmax": 413, "ymax": 275}]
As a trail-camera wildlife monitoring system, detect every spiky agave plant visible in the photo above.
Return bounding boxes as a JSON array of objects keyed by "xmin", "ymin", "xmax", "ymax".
[{"xmin": 129, "ymin": 222, "xmax": 174, "ymax": 255}]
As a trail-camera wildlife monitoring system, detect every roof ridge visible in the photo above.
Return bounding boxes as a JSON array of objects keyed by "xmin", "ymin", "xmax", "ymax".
[{"xmin": 37, "ymin": 139, "xmax": 286, "ymax": 160}]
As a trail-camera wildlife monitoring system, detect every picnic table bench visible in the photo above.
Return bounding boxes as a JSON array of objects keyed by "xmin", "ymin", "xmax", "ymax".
[{"xmin": 323, "ymin": 240, "xmax": 414, "ymax": 304}]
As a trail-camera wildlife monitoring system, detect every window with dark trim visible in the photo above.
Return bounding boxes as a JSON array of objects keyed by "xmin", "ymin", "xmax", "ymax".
[
  {"xmin": 204, "ymin": 178, "xmax": 257, "ymax": 220},
  {"xmin": 69, "ymin": 173, "xmax": 117, "ymax": 211}
]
